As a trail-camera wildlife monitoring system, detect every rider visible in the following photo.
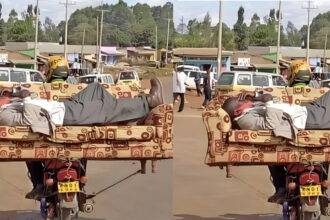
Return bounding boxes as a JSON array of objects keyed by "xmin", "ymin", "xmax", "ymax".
[
  {"xmin": 25, "ymin": 56, "xmax": 70, "ymax": 199},
  {"xmin": 268, "ymin": 60, "xmax": 314, "ymax": 203}
]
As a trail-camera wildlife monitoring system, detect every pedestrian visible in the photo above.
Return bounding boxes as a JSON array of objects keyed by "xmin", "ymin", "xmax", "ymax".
[
  {"xmin": 194, "ymin": 71, "xmax": 202, "ymax": 96},
  {"xmin": 202, "ymin": 66, "xmax": 215, "ymax": 108},
  {"xmin": 173, "ymin": 66, "xmax": 187, "ymax": 112}
]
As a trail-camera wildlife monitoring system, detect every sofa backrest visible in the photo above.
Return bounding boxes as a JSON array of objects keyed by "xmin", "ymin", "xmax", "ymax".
[
  {"xmin": 213, "ymin": 87, "xmax": 329, "ymax": 107},
  {"xmin": 0, "ymin": 82, "xmax": 142, "ymax": 101}
]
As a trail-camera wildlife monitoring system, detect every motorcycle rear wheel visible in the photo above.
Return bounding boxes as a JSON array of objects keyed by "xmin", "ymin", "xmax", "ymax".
[
  {"xmin": 300, "ymin": 211, "xmax": 321, "ymax": 220},
  {"xmin": 59, "ymin": 208, "xmax": 72, "ymax": 220}
]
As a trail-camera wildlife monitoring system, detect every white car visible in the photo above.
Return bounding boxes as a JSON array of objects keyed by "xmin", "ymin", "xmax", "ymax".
[
  {"xmin": 78, "ymin": 74, "xmax": 114, "ymax": 84},
  {"xmin": 116, "ymin": 71, "xmax": 141, "ymax": 87},
  {"xmin": 184, "ymin": 70, "xmax": 218, "ymax": 90},
  {"xmin": 0, "ymin": 67, "xmax": 45, "ymax": 83},
  {"xmin": 177, "ymin": 65, "xmax": 200, "ymax": 72},
  {"xmin": 184, "ymin": 70, "xmax": 205, "ymax": 90}
]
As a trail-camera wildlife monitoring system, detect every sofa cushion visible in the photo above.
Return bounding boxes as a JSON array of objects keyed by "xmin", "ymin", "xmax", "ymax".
[
  {"xmin": 0, "ymin": 139, "xmax": 173, "ymax": 160},
  {"xmin": 0, "ymin": 125, "xmax": 155, "ymax": 143},
  {"xmin": 205, "ymin": 144, "xmax": 330, "ymax": 165},
  {"xmin": 228, "ymin": 129, "xmax": 330, "ymax": 147}
]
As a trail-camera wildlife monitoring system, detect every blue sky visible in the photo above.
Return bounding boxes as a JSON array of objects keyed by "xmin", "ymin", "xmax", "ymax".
[{"xmin": 0, "ymin": 0, "xmax": 329, "ymax": 30}]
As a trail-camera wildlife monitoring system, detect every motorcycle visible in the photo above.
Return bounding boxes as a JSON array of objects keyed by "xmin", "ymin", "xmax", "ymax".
[
  {"xmin": 39, "ymin": 158, "xmax": 95, "ymax": 220},
  {"xmin": 282, "ymin": 163, "xmax": 330, "ymax": 220}
]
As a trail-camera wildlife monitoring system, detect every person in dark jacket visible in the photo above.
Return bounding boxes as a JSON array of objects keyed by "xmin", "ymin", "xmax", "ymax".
[
  {"xmin": 202, "ymin": 66, "xmax": 215, "ymax": 108},
  {"xmin": 194, "ymin": 71, "xmax": 202, "ymax": 96}
]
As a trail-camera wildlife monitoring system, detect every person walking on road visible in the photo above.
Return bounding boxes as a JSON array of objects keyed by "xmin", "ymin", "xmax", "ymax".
[
  {"xmin": 194, "ymin": 71, "xmax": 203, "ymax": 96},
  {"xmin": 173, "ymin": 66, "xmax": 187, "ymax": 112},
  {"xmin": 202, "ymin": 66, "xmax": 215, "ymax": 108}
]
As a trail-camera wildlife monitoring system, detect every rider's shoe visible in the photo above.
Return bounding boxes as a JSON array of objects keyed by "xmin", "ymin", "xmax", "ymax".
[
  {"xmin": 147, "ymin": 78, "xmax": 164, "ymax": 109},
  {"xmin": 267, "ymin": 188, "xmax": 286, "ymax": 204},
  {"xmin": 25, "ymin": 184, "xmax": 44, "ymax": 200}
]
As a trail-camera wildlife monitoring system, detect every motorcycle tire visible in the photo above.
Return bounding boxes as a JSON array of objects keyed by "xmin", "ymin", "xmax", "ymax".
[
  {"xmin": 59, "ymin": 208, "xmax": 72, "ymax": 220},
  {"xmin": 300, "ymin": 211, "xmax": 321, "ymax": 220}
]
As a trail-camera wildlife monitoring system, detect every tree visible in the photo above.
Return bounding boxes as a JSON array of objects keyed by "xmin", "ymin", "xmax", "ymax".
[
  {"xmin": 0, "ymin": 3, "xmax": 5, "ymax": 45},
  {"xmin": 233, "ymin": 6, "xmax": 248, "ymax": 50},
  {"xmin": 250, "ymin": 13, "xmax": 260, "ymax": 28},
  {"xmin": 286, "ymin": 21, "xmax": 301, "ymax": 46},
  {"xmin": 44, "ymin": 17, "xmax": 60, "ymax": 42}
]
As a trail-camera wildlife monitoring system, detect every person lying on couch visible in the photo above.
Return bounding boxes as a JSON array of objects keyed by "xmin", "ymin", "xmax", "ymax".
[
  {"xmin": 222, "ymin": 91, "xmax": 330, "ymax": 204},
  {"xmin": 0, "ymin": 78, "xmax": 164, "ymax": 199},
  {"xmin": 0, "ymin": 79, "xmax": 163, "ymax": 134}
]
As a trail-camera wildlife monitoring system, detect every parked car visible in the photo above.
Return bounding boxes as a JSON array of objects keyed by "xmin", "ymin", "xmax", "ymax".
[
  {"xmin": 184, "ymin": 70, "xmax": 205, "ymax": 90},
  {"xmin": 116, "ymin": 71, "xmax": 141, "ymax": 87},
  {"xmin": 184, "ymin": 70, "xmax": 218, "ymax": 90},
  {"xmin": 320, "ymin": 72, "xmax": 330, "ymax": 88},
  {"xmin": 78, "ymin": 74, "xmax": 114, "ymax": 84},
  {"xmin": 217, "ymin": 71, "xmax": 287, "ymax": 91},
  {"xmin": 177, "ymin": 65, "xmax": 200, "ymax": 72},
  {"xmin": 0, "ymin": 67, "xmax": 45, "ymax": 83}
]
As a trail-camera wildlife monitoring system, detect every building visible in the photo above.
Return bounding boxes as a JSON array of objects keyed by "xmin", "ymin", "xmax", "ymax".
[
  {"xmin": 101, "ymin": 47, "xmax": 126, "ymax": 65},
  {"xmin": 173, "ymin": 48, "xmax": 232, "ymax": 72},
  {"xmin": 230, "ymin": 51, "xmax": 290, "ymax": 73},
  {"xmin": 248, "ymin": 46, "xmax": 330, "ymax": 70},
  {"xmin": 127, "ymin": 47, "xmax": 156, "ymax": 63},
  {"xmin": 0, "ymin": 48, "xmax": 35, "ymax": 69}
]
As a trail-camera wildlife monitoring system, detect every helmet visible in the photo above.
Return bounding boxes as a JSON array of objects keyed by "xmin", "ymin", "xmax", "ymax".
[
  {"xmin": 288, "ymin": 59, "xmax": 312, "ymax": 86},
  {"xmin": 47, "ymin": 56, "xmax": 69, "ymax": 82}
]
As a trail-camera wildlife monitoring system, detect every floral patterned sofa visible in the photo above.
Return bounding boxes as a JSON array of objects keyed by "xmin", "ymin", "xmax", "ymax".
[
  {"xmin": 0, "ymin": 82, "xmax": 173, "ymax": 163},
  {"xmin": 202, "ymin": 87, "xmax": 330, "ymax": 167}
]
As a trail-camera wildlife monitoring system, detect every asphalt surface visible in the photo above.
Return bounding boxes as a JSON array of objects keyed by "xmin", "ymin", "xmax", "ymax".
[
  {"xmin": 173, "ymin": 90, "xmax": 330, "ymax": 220},
  {"xmin": 0, "ymin": 77, "xmax": 172, "ymax": 220}
]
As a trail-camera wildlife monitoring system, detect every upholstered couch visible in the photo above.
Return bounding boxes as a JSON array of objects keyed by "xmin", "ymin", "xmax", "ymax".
[
  {"xmin": 0, "ymin": 82, "xmax": 173, "ymax": 162},
  {"xmin": 202, "ymin": 87, "xmax": 330, "ymax": 166}
]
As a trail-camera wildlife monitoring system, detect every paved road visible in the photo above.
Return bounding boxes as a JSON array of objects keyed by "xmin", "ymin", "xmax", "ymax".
[
  {"xmin": 173, "ymin": 91, "xmax": 329, "ymax": 220},
  {"xmin": 0, "ymin": 77, "xmax": 173, "ymax": 220}
]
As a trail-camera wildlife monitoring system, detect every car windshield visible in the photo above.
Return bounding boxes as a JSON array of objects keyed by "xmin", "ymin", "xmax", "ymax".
[
  {"xmin": 189, "ymin": 71, "xmax": 198, "ymax": 78},
  {"xmin": 0, "ymin": 70, "xmax": 9, "ymax": 81},
  {"xmin": 218, "ymin": 72, "xmax": 234, "ymax": 85},
  {"xmin": 10, "ymin": 70, "xmax": 26, "ymax": 83},
  {"xmin": 120, "ymin": 72, "xmax": 135, "ymax": 80},
  {"xmin": 102, "ymin": 75, "xmax": 114, "ymax": 84},
  {"xmin": 79, "ymin": 76, "xmax": 97, "ymax": 84},
  {"xmin": 30, "ymin": 71, "xmax": 44, "ymax": 82},
  {"xmin": 253, "ymin": 75, "xmax": 269, "ymax": 87}
]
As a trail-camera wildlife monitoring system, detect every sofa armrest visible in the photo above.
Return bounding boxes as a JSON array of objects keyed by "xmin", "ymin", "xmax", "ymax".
[
  {"xmin": 202, "ymin": 108, "xmax": 232, "ymax": 165},
  {"xmin": 143, "ymin": 104, "xmax": 173, "ymax": 151}
]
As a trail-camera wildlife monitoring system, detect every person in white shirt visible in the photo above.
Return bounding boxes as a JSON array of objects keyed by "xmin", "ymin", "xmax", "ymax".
[{"xmin": 172, "ymin": 66, "xmax": 187, "ymax": 112}]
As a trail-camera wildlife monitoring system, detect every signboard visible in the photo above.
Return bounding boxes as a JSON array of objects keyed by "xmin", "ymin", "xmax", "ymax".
[
  {"xmin": 0, "ymin": 54, "xmax": 8, "ymax": 64},
  {"xmin": 238, "ymin": 58, "xmax": 250, "ymax": 67}
]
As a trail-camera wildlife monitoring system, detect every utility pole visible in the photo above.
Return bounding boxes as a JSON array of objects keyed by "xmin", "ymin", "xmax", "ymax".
[
  {"xmin": 96, "ymin": 16, "xmax": 99, "ymax": 71},
  {"xmin": 276, "ymin": 0, "xmax": 282, "ymax": 74},
  {"xmin": 80, "ymin": 26, "xmax": 86, "ymax": 68},
  {"xmin": 60, "ymin": 0, "xmax": 76, "ymax": 59},
  {"xmin": 97, "ymin": 7, "xmax": 110, "ymax": 73},
  {"xmin": 165, "ymin": 17, "xmax": 171, "ymax": 65},
  {"xmin": 155, "ymin": 25, "xmax": 158, "ymax": 61},
  {"xmin": 323, "ymin": 33, "xmax": 328, "ymax": 73},
  {"xmin": 34, "ymin": 0, "xmax": 39, "ymax": 70},
  {"xmin": 217, "ymin": 0, "xmax": 223, "ymax": 75},
  {"xmin": 303, "ymin": 0, "xmax": 317, "ymax": 63}
]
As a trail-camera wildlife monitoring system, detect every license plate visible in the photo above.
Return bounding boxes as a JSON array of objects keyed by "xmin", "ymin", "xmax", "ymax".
[
  {"xmin": 300, "ymin": 185, "xmax": 322, "ymax": 197},
  {"xmin": 58, "ymin": 181, "xmax": 80, "ymax": 193}
]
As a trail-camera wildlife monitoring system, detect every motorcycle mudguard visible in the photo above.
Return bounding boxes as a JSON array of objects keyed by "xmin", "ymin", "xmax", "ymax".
[
  {"xmin": 301, "ymin": 197, "xmax": 321, "ymax": 212},
  {"xmin": 58, "ymin": 193, "xmax": 78, "ymax": 209}
]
